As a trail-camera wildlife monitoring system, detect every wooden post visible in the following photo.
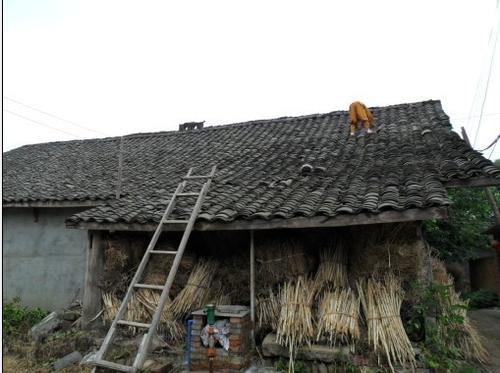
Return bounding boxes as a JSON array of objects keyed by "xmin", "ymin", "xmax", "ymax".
[
  {"xmin": 250, "ymin": 229, "xmax": 256, "ymax": 345},
  {"xmin": 82, "ymin": 230, "xmax": 106, "ymax": 329}
]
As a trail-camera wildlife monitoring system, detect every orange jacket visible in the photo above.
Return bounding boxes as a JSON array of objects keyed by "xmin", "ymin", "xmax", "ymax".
[{"xmin": 349, "ymin": 101, "xmax": 374, "ymax": 125}]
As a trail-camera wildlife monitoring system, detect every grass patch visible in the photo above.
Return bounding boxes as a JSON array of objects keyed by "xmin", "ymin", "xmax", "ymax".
[
  {"xmin": 3, "ymin": 297, "xmax": 49, "ymax": 338},
  {"xmin": 464, "ymin": 289, "xmax": 499, "ymax": 309}
]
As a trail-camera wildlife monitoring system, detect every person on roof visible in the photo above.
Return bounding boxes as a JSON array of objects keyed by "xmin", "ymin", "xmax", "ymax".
[{"xmin": 349, "ymin": 101, "xmax": 375, "ymax": 136}]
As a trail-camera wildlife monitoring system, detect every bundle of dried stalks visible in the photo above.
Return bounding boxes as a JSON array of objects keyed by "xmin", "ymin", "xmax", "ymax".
[
  {"xmin": 431, "ymin": 257, "xmax": 449, "ymax": 284},
  {"xmin": 357, "ymin": 274, "xmax": 416, "ymax": 372},
  {"xmin": 135, "ymin": 290, "xmax": 185, "ymax": 342},
  {"xmin": 207, "ymin": 292, "xmax": 231, "ymax": 307},
  {"xmin": 314, "ymin": 239, "xmax": 348, "ymax": 292},
  {"xmin": 167, "ymin": 259, "xmax": 218, "ymax": 319},
  {"xmin": 276, "ymin": 277, "xmax": 315, "ymax": 373},
  {"xmin": 142, "ymin": 253, "xmax": 197, "ymax": 298},
  {"xmin": 448, "ymin": 289, "xmax": 488, "ymax": 364},
  {"xmin": 102, "ymin": 292, "xmax": 149, "ymax": 336},
  {"xmin": 257, "ymin": 288, "xmax": 280, "ymax": 331},
  {"xmin": 256, "ymin": 239, "xmax": 314, "ymax": 291},
  {"xmin": 316, "ymin": 288, "xmax": 360, "ymax": 349},
  {"xmin": 435, "ymin": 276, "xmax": 489, "ymax": 364}
]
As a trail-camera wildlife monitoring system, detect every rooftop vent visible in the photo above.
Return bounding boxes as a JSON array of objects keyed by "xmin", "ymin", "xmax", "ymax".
[{"xmin": 179, "ymin": 121, "xmax": 204, "ymax": 131}]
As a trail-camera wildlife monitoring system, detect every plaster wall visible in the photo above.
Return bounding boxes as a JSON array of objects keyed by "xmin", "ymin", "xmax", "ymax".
[{"xmin": 3, "ymin": 207, "xmax": 88, "ymax": 310}]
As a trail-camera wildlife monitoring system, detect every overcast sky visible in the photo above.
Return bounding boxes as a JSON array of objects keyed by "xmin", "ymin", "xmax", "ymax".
[{"xmin": 3, "ymin": 1, "xmax": 500, "ymax": 160}]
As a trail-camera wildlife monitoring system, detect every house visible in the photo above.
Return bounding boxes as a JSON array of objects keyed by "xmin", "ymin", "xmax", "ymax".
[{"xmin": 3, "ymin": 100, "xmax": 500, "ymax": 318}]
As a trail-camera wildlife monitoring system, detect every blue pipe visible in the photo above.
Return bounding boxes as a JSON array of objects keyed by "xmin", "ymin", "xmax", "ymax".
[{"xmin": 186, "ymin": 319, "xmax": 193, "ymax": 370}]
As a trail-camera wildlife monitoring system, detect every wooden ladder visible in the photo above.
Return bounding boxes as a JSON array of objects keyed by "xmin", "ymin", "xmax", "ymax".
[{"xmin": 88, "ymin": 166, "xmax": 217, "ymax": 373}]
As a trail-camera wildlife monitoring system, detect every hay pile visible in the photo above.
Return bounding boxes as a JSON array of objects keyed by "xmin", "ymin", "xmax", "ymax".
[
  {"xmin": 167, "ymin": 259, "xmax": 218, "ymax": 319},
  {"xmin": 348, "ymin": 223, "xmax": 426, "ymax": 285},
  {"xmin": 255, "ymin": 237, "xmax": 315, "ymax": 294},
  {"xmin": 276, "ymin": 277, "xmax": 316, "ymax": 373},
  {"xmin": 316, "ymin": 288, "xmax": 360, "ymax": 349},
  {"xmin": 142, "ymin": 252, "xmax": 197, "ymax": 298},
  {"xmin": 102, "ymin": 258, "xmax": 216, "ymax": 342},
  {"xmin": 431, "ymin": 257, "xmax": 450, "ymax": 284},
  {"xmin": 357, "ymin": 274, "xmax": 416, "ymax": 372},
  {"xmin": 431, "ymin": 270, "xmax": 489, "ymax": 364},
  {"xmin": 103, "ymin": 234, "xmax": 197, "ymax": 298},
  {"xmin": 429, "ymin": 257, "xmax": 488, "ymax": 363},
  {"xmin": 447, "ymin": 288, "xmax": 489, "ymax": 364},
  {"xmin": 135, "ymin": 290, "xmax": 185, "ymax": 342}
]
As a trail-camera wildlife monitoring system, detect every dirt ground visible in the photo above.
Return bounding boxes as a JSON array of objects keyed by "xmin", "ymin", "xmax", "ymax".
[{"xmin": 468, "ymin": 308, "xmax": 500, "ymax": 373}]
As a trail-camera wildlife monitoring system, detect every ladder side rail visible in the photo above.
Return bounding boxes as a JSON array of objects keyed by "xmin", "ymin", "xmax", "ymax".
[
  {"xmin": 94, "ymin": 171, "xmax": 191, "ymax": 363},
  {"xmin": 134, "ymin": 166, "xmax": 216, "ymax": 369}
]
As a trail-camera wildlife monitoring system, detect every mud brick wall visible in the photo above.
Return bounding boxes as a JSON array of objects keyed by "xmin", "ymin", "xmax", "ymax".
[{"xmin": 190, "ymin": 313, "xmax": 252, "ymax": 372}]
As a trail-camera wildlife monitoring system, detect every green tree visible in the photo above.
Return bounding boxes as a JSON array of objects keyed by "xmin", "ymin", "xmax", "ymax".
[{"xmin": 424, "ymin": 186, "xmax": 499, "ymax": 261}]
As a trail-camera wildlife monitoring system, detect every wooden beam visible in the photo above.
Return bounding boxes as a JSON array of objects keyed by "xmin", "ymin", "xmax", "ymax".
[
  {"xmin": 67, "ymin": 207, "xmax": 449, "ymax": 232},
  {"xmin": 249, "ymin": 230, "xmax": 256, "ymax": 345},
  {"xmin": 3, "ymin": 199, "xmax": 105, "ymax": 208},
  {"xmin": 82, "ymin": 230, "xmax": 106, "ymax": 329}
]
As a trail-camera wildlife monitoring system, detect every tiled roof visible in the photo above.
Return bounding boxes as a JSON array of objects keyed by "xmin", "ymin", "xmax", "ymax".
[{"xmin": 3, "ymin": 100, "xmax": 500, "ymax": 225}]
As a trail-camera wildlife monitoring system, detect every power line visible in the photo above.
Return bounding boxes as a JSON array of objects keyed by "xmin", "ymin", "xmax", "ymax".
[
  {"xmin": 472, "ymin": 4, "xmax": 500, "ymax": 146},
  {"xmin": 452, "ymin": 112, "xmax": 500, "ymax": 121},
  {"xmin": 3, "ymin": 97, "xmax": 109, "ymax": 136},
  {"xmin": 4, "ymin": 109, "xmax": 82, "ymax": 138},
  {"xmin": 489, "ymin": 139, "xmax": 498, "ymax": 159},
  {"xmin": 478, "ymin": 134, "xmax": 500, "ymax": 152}
]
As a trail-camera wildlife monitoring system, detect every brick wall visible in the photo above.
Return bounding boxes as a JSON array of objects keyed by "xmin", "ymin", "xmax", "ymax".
[{"xmin": 190, "ymin": 313, "xmax": 252, "ymax": 372}]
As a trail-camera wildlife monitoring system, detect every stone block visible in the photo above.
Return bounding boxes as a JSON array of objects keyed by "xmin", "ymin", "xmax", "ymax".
[
  {"xmin": 52, "ymin": 351, "xmax": 82, "ymax": 370},
  {"xmin": 30, "ymin": 312, "xmax": 62, "ymax": 342},
  {"xmin": 261, "ymin": 333, "xmax": 350, "ymax": 363}
]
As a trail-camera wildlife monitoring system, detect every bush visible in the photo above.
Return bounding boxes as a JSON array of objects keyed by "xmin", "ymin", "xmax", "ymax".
[
  {"xmin": 464, "ymin": 289, "xmax": 499, "ymax": 309},
  {"xmin": 3, "ymin": 297, "xmax": 49, "ymax": 337}
]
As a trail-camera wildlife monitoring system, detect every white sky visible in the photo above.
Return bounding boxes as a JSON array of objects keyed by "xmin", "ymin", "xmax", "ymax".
[{"xmin": 3, "ymin": 1, "xmax": 500, "ymax": 160}]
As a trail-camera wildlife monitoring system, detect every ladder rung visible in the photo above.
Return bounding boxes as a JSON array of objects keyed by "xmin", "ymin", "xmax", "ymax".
[
  {"xmin": 177, "ymin": 192, "xmax": 200, "ymax": 197},
  {"xmin": 163, "ymin": 219, "xmax": 189, "ymax": 224},
  {"xmin": 91, "ymin": 359, "xmax": 135, "ymax": 372},
  {"xmin": 134, "ymin": 283, "xmax": 164, "ymax": 290},
  {"xmin": 117, "ymin": 320, "xmax": 151, "ymax": 328},
  {"xmin": 183, "ymin": 175, "xmax": 212, "ymax": 180},
  {"xmin": 149, "ymin": 250, "xmax": 177, "ymax": 255}
]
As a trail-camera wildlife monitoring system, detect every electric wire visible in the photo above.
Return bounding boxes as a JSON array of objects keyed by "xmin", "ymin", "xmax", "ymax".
[
  {"xmin": 3, "ymin": 97, "xmax": 108, "ymax": 136},
  {"xmin": 4, "ymin": 109, "xmax": 82, "ymax": 138},
  {"xmin": 488, "ymin": 139, "xmax": 498, "ymax": 159},
  {"xmin": 478, "ymin": 134, "xmax": 500, "ymax": 152},
  {"xmin": 472, "ymin": 5, "xmax": 500, "ymax": 147}
]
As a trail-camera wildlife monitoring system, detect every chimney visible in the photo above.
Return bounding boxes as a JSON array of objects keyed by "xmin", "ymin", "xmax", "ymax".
[{"xmin": 179, "ymin": 121, "xmax": 204, "ymax": 131}]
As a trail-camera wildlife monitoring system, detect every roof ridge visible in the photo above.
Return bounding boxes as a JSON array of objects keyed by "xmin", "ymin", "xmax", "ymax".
[{"xmin": 4, "ymin": 99, "xmax": 442, "ymax": 151}]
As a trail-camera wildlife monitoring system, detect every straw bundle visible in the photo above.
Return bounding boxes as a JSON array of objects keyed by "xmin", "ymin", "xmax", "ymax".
[
  {"xmin": 276, "ymin": 277, "xmax": 316, "ymax": 373},
  {"xmin": 434, "ymin": 276, "xmax": 489, "ymax": 364},
  {"xmin": 314, "ymin": 239, "xmax": 348, "ymax": 292},
  {"xmin": 431, "ymin": 257, "xmax": 450, "ymax": 284},
  {"xmin": 447, "ymin": 288, "xmax": 488, "ymax": 364},
  {"xmin": 256, "ymin": 238, "xmax": 314, "ymax": 290},
  {"xmin": 135, "ymin": 290, "xmax": 185, "ymax": 342},
  {"xmin": 167, "ymin": 259, "xmax": 218, "ymax": 319},
  {"xmin": 102, "ymin": 292, "xmax": 149, "ymax": 336},
  {"xmin": 142, "ymin": 253, "xmax": 197, "ymax": 298},
  {"xmin": 357, "ymin": 274, "xmax": 416, "ymax": 372},
  {"xmin": 257, "ymin": 288, "xmax": 280, "ymax": 331},
  {"xmin": 316, "ymin": 288, "xmax": 360, "ymax": 349}
]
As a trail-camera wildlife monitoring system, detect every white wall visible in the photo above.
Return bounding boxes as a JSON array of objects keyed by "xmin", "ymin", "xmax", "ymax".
[{"xmin": 2, "ymin": 207, "xmax": 88, "ymax": 310}]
